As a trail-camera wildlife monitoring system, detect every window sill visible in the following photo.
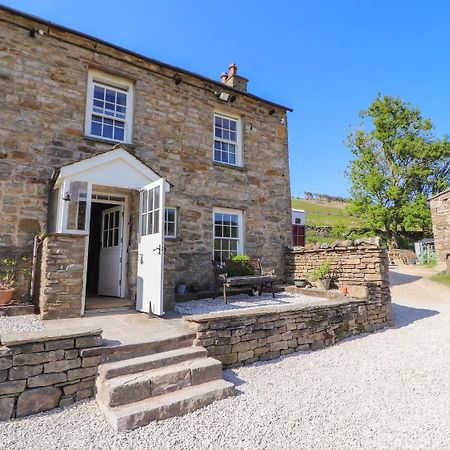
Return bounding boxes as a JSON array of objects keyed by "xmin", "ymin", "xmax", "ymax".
[
  {"xmin": 83, "ymin": 135, "xmax": 135, "ymax": 148},
  {"xmin": 213, "ymin": 161, "xmax": 247, "ymax": 172}
]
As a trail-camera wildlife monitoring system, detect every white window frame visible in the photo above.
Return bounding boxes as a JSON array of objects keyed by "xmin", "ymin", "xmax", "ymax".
[
  {"xmin": 85, "ymin": 70, "xmax": 134, "ymax": 144},
  {"xmin": 164, "ymin": 207, "xmax": 177, "ymax": 239},
  {"xmin": 213, "ymin": 207, "xmax": 244, "ymax": 262},
  {"xmin": 213, "ymin": 112, "xmax": 243, "ymax": 167}
]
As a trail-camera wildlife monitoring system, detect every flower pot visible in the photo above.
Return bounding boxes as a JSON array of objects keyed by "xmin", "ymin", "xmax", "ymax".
[
  {"xmin": 317, "ymin": 278, "xmax": 331, "ymax": 290},
  {"xmin": 294, "ymin": 279, "xmax": 307, "ymax": 288},
  {"xmin": 0, "ymin": 288, "xmax": 14, "ymax": 306}
]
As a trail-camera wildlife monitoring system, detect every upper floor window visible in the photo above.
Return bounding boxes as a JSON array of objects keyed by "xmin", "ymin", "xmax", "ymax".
[
  {"xmin": 85, "ymin": 71, "xmax": 134, "ymax": 143},
  {"xmin": 214, "ymin": 113, "xmax": 242, "ymax": 166}
]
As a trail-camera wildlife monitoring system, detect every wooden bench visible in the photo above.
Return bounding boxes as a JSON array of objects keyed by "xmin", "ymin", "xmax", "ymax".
[{"xmin": 212, "ymin": 259, "xmax": 277, "ymax": 303}]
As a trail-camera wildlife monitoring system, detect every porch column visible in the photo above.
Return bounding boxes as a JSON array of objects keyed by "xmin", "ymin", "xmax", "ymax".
[{"xmin": 39, "ymin": 233, "xmax": 87, "ymax": 319}]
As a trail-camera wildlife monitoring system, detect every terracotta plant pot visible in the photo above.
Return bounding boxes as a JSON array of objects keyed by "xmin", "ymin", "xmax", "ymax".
[{"xmin": 0, "ymin": 288, "xmax": 14, "ymax": 306}]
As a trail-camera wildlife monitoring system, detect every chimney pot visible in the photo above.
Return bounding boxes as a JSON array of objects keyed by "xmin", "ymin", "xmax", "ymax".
[
  {"xmin": 220, "ymin": 72, "xmax": 228, "ymax": 83},
  {"xmin": 228, "ymin": 63, "xmax": 237, "ymax": 77}
]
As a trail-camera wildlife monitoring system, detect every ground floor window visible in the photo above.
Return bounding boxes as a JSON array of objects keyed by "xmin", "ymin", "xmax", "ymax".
[
  {"xmin": 213, "ymin": 208, "xmax": 243, "ymax": 261},
  {"xmin": 164, "ymin": 207, "xmax": 177, "ymax": 238}
]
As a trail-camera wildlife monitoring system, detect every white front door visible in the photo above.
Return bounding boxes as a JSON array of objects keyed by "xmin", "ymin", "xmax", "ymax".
[
  {"xmin": 98, "ymin": 206, "xmax": 123, "ymax": 297},
  {"xmin": 136, "ymin": 178, "xmax": 165, "ymax": 315}
]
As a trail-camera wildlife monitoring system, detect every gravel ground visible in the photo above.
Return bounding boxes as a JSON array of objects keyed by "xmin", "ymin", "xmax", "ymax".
[
  {"xmin": 0, "ymin": 314, "xmax": 44, "ymax": 338},
  {"xmin": 1, "ymin": 266, "xmax": 450, "ymax": 450},
  {"xmin": 175, "ymin": 291, "xmax": 328, "ymax": 315}
]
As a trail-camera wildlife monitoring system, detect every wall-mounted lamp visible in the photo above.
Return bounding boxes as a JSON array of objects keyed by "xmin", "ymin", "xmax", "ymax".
[
  {"xmin": 214, "ymin": 90, "xmax": 236, "ymax": 103},
  {"xmin": 29, "ymin": 27, "xmax": 44, "ymax": 38},
  {"xmin": 62, "ymin": 192, "xmax": 71, "ymax": 202},
  {"xmin": 269, "ymin": 109, "xmax": 275, "ymax": 115},
  {"xmin": 173, "ymin": 73, "xmax": 182, "ymax": 85}
]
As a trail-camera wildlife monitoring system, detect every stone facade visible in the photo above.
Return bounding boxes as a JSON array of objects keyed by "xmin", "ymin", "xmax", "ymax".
[
  {"xmin": 430, "ymin": 189, "xmax": 450, "ymax": 264},
  {"xmin": 39, "ymin": 234, "xmax": 86, "ymax": 319},
  {"xmin": 185, "ymin": 298, "xmax": 391, "ymax": 368},
  {"xmin": 0, "ymin": 327, "xmax": 102, "ymax": 420},
  {"xmin": 0, "ymin": 8, "xmax": 292, "ymax": 313}
]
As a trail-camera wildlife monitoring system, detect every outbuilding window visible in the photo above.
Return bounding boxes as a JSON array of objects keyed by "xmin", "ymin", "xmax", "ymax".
[
  {"xmin": 213, "ymin": 208, "xmax": 243, "ymax": 261},
  {"xmin": 85, "ymin": 70, "xmax": 134, "ymax": 143},
  {"xmin": 213, "ymin": 113, "xmax": 242, "ymax": 166}
]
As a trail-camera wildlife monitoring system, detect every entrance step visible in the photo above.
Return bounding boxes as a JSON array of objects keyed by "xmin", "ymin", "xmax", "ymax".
[
  {"xmin": 98, "ymin": 346, "xmax": 208, "ymax": 379},
  {"xmin": 98, "ymin": 379, "xmax": 235, "ymax": 432},
  {"xmin": 97, "ymin": 357, "xmax": 223, "ymax": 407},
  {"xmin": 95, "ymin": 340, "xmax": 235, "ymax": 431},
  {"xmin": 83, "ymin": 332, "xmax": 196, "ymax": 363}
]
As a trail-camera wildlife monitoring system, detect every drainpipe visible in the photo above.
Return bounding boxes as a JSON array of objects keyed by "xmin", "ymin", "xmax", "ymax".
[
  {"xmin": 46, "ymin": 169, "xmax": 59, "ymax": 233},
  {"xmin": 29, "ymin": 170, "xmax": 59, "ymax": 304}
]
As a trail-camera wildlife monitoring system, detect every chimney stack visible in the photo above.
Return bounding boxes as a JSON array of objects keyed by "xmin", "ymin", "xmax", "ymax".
[{"xmin": 219, "ymin": 63, "xmax": 248, "ymax": 92}]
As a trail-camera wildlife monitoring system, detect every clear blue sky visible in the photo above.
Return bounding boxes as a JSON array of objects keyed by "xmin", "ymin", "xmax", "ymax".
[{"xmin": 4, "ymin": 0, "xmax": 450, "ymax": 197}]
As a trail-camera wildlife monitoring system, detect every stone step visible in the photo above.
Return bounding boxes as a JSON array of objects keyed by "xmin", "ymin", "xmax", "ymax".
[
  {"xmin": 98, "ymin": 379, "xmax": 235, "ymax": 432},
  {"xmin": 82, "ymin": 333, "xmax": 196, "ymax": 363},
  {"xmin": 96, "ymin": 357, "xmax": 223, "ymax": 407},
  {"xmin": 98, "ymin": 346, "xmax": 208, "ymax": 379}
]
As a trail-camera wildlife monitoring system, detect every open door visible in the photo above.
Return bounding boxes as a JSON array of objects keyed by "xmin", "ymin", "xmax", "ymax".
[
  {"xmin": 98, "ymin": 205, "xmax": 124, "ymax": 297},
  {"xmin": 136, "ymin": 178, "xmax": 165, "ymax": 315}
]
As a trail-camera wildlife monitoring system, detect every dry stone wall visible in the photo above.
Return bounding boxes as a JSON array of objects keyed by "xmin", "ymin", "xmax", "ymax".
[
  {"xmin": 185, "ymin": 298, "xmax": 391, "ymax": 368},
  {"xmin": 39, "ymin": 234, "xmax": 86, "ymax": 320},
  {"xmin": 0, "ymin": 327, "xmax": 102, "ymax": 420},
  {"xmin": 285, "ymin": 238, "xmax": 391, "ymax": 307},
  {"xmin": 430, "ymin": 190, "xmax": 450, "ymax": 264},
  {"xmin": 185, "ymin": 238, "xmax": 392, "ymax": 368}
]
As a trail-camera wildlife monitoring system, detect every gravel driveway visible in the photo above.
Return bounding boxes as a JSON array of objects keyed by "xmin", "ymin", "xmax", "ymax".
[{"xmin": 1, "ymin": 265, "xmax": 449, "ymax": 450}]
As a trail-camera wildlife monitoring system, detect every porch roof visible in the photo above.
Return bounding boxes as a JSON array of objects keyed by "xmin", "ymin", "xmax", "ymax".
[{"xmin": 54, "ymin": 146, "xmax": 171, "ymax": 191}]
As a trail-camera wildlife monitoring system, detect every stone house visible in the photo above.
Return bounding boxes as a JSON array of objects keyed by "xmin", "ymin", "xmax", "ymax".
[
  {"xmin": 430, "ymin": 188, "xmax": 450, "ymax": 265},
  {"xmin": 0, "ymin": 7, "xmax": 293, "ymax": 319}
]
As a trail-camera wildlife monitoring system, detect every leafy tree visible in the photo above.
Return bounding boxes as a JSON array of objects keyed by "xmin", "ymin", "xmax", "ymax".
[{"xmin": 347, "ymin": 95, "xmax": 450, "ymax": 248}]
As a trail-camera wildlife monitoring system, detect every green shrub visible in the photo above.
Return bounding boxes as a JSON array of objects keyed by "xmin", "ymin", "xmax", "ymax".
[
  {"xmin": 225, "ymin": 255, "xmax": 255, "ymax": 277},
  {"xmin": 308, "ymin": 259, "xmax": 332, "ymax": 281}
]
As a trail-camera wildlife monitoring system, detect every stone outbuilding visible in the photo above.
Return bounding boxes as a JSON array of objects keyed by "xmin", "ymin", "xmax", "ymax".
[
  {"xmin": 430, "ymin": 189, "xmax": 450, "ymax": 265},
  {"xmin": 0, "ymin": 7, "xmax": 293, "ymax": 319}
]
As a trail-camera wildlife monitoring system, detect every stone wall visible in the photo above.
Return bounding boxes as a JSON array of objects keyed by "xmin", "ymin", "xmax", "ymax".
[
  {"xmin": 185, "ymin": 298, "xmax": 391, "ymax": 368},
  {"xmin": 0, "ymin": 327, "xmax": 102, "ymax": 420},
  {"xmin": 39, "ymin": 234, "xmax": 86, "ymax": 319},
  {"xmin": 0, "ymin": 9, "xmax": 292, "ymax": 304},
  {"xmin": 430, "ymin": 189, "xmax": 450, "ymax": 264},
  {"xmin": 284, "ymin": 238, "xmax": 391, "ymax": 306}
]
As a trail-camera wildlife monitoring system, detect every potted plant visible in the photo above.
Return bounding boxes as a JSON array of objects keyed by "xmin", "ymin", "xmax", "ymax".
[
  {"xmin": 0, "ymin": 257, "xmax": 18, "ymax": 306},
  {"xmin": 294, "ymin": 278, "xmax": 307, "ymax": 288},
  {"xmin": 308, "ymin": 259, "xmax": 332, "ymax": 290}
]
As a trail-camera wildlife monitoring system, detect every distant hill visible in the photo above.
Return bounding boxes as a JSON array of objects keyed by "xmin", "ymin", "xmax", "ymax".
[{"xmin": 291, "ymin": 198, "xmax": 362, "ymax": 227}]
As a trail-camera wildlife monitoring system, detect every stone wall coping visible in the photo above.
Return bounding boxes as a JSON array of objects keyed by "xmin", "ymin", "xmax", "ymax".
[
  {"xmin": 1, "ymin": 327, "xmax": 103, "ymax": 346},
  {"xmin": 286, "ymin": 245, "xmax": 383, "ymax": 254},
  {"xmin": 183, "ymin": 298, "xmax": 366, "ymax": 323},
  {"xmin": 42, "ymin": 233, "xmax": 87, "ymax": 239}
]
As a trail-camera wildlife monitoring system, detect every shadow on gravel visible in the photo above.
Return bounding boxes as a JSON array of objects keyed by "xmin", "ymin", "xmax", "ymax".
[
  {"xmin": 389, "ymin": 270, "xmax": 422, "ymax": 287},
  {"xmin": 392, "ymin": 303, "xmax": 439, "ymax": 328},
  {"xmin": 223, "ymin": 371, "xmax": 246, "ymax": 395}
]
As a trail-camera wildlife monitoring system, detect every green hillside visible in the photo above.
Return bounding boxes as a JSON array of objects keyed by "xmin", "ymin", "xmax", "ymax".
[{"xmin": 291, "ymin": 198, "xmax": 362, "ymax": 227}]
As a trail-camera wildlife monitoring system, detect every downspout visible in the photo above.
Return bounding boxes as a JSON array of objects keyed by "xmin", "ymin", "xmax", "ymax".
[{"xmin": 29, "ymin": 170, "xmax": 59, "ymax": 303}]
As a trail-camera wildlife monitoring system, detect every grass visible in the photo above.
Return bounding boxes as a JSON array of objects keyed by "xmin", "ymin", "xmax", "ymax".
[
  {"xmin": 430, "ymin": 271, "xmax": 450, "ymax": 287},
  {"xmin": 421, "ymin": 260, "xmax": 438, "ymax": 268},
  {"xmin": 291, "ymin": 198, "xmax": 362, "ymax": 227}
]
